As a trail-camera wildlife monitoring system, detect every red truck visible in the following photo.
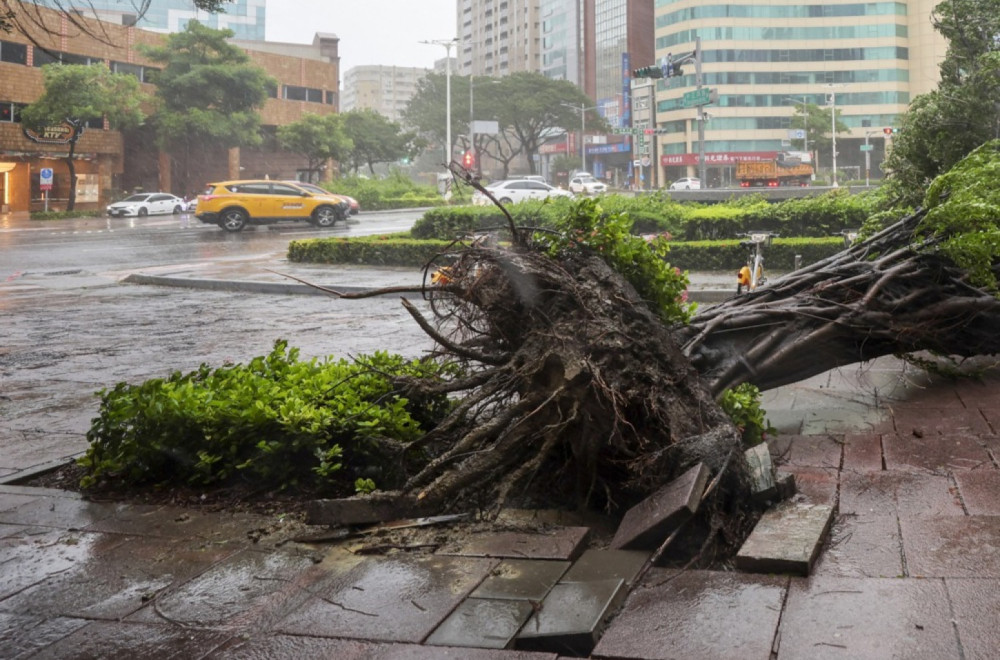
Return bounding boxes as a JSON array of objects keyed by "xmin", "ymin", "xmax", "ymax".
[{"xmin": 736, "ymin": 152, "xmax": 813, "ymax": 187}]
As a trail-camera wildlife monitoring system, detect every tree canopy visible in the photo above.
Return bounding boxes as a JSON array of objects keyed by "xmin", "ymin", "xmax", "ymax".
[
  {"xmin": 341, "ymin": 109, "xmax": 425, "ymax": 175},
  {"xmin": 787, "ymin": 102, "xmax": 849, "ymax": 162},
  {"xmin": 139, "ymin": 21, "xmax": 275, "ymax": 152},
  {"xmin": 277, "ymin": 113, "xmax": 354, "ymax": 180},
  {"xmin": 20, "ymin": 63, "xmax": 145, "ymax": 210},
  {"xmin": 404, "ymin": 72, "xmax": 607, "ymax": 174}
]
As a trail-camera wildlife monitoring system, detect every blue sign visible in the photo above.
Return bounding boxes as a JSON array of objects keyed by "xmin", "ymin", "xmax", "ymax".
[{"xmin": 39, "ymin": 167, "xmax": 53, "ymax": 189}]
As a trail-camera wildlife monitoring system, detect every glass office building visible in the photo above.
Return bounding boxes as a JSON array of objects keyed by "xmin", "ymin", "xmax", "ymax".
[
  {"xmin": 64, "ymin": 0, "xmax": 266, "ymax": 41},
  {"xmin": 651, "ymin": 0, "xmax": 946, "ymax": 185}
]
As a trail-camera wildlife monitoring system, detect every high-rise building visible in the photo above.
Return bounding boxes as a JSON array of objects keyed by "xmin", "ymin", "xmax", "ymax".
[
  {"xmin": 341, "ymin": 65, "xmax": 430, "ymax": 123},
  {"xmin": 459, "ymin": 0, "xmax": 541, "ymax": 76},
  {"xmin": 540, "ymin": 0, "xmax": 583, "ymax": 85},
  {"xmin": 651, "ymin": 0, "xmax": 947, "ymax": 187},
  {"xmin": 57, "ymin": 0, "xmax": 266, "ymax": 40}
]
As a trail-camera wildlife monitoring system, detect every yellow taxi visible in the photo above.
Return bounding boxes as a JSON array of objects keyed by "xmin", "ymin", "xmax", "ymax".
[{"xmin": 194, "ymin": 180, "xmax": 351, "ymax": 232}]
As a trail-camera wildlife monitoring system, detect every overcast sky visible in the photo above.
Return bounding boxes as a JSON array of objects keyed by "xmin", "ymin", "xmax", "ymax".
[{"xmin": 264, "ymin": 1, "xmax": 457, "ymax": 75}]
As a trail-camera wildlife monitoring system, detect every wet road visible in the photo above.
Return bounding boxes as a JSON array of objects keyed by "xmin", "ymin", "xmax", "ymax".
[{"xmin": 0, "ymin": 209, "xmax": 434, "ymax": 477}]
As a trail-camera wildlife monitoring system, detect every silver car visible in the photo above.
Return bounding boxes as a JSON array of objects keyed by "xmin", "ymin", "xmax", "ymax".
[
  {"xmin": 472, "ymin": 179, "xmax": 574, "ymax": 206},
  {"xmin": 106, "ymin": 192, "xmax": 187, "ymax": 217}
]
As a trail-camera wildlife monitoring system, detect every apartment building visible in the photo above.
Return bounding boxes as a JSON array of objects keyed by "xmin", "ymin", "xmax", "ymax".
[
  {"xmin": 0, "ymin": 4, "xmax": 339, "ymax": 213},
  {"xmin": 459, "ymin": 0, "xmax": 542, "ymax": 76},
  {"xmin": 651, "ymin": 0, "xmax": 947, "ymax": 187},
  {"xmin": 341, "ymin": 65, "xmax": 429, "ymax": 123}
]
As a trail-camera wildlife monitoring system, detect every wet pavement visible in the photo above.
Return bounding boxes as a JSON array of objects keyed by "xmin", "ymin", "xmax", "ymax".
[{"xmin": 3, "ymin": 257, "xmax": 1000, "ymax": 658}]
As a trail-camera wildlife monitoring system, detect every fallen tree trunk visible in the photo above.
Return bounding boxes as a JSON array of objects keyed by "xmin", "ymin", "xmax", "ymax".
[{"xmin": 681, "ymin": 208, "xmax": 1000, "ymax": 396}]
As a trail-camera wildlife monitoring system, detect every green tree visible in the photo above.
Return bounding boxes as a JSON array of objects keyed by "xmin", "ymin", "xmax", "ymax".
[
  {"xmin": 342, "ymin": 109, "xmax": 424, "ymax": 175},
  {"xmin": 277, "ymin": 113, "xmax": 353, "ymax": 181},
  {"xmin": 883, "ymin": 0, "xmax": 1000, "ymax": 204},
  {"xmin": 788, "ymin": 102, "xmax": 848, "ymax": 159},
  {"xmin": 20, "ymin": 63, "xmax": 145, "ymax": 211},
  {"xmin": 140, "ymin": 21, "xmax": 275, "ymax": 151}
]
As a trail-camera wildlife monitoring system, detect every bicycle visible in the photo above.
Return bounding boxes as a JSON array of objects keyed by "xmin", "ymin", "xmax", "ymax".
[{"xmin": 737, "ymin": 231, "xmax": 777, "ymax": 294}]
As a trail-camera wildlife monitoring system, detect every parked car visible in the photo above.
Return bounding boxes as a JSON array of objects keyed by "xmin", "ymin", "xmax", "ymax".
[
  {"xmin": 522, "ymin": 175, "xmax": 547, "ymax": 183},
  {"xmin": 194, "ymin": 180, "xmax": 349, "ymax": 232},
  {"xmin": 106, "ymin": 192, "xmax": 187, "ymax": 217},
  {"xmin": 668, "ymin": 177, "xmax": 702, "ymax": 190},
  {"xmin": 568, "ymin": 174, "xmax": 607, "ymax": 195},
  {"xmin": 472, "ymin": 179, "xmax": 574, "ymax": 206},
  {"xmin": 284, "ymin": 181, "xmax": 359, "ymax": 215}
]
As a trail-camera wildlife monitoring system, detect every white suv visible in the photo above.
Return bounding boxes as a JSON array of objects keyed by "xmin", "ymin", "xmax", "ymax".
[
  {"xmin": 473, "ymin": 179, "xmax": 574, "ymax": 206},
  {"xmin": 568, "ymin": 174, "xmax": 607, "ymax": 195}
]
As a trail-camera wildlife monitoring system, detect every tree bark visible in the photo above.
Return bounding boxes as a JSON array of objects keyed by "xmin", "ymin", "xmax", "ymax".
[{"xmin": 680, "ymin": 209, "xmax": 1000, "ymax": 396}]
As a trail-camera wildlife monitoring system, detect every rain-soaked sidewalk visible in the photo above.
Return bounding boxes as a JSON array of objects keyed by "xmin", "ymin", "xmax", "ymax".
[{"xmin": 2, "ymin": 261, "xmax": 1000, "ymax": 658}]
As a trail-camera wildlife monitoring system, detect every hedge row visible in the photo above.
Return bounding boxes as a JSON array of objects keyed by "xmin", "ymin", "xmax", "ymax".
[
  {"xmin": 410, "ymin": 190, "xmax": 878, "ymax": 241},
  {"xmin": 289, "ymin": 234, "xmax": 847, "ymax": 272}
]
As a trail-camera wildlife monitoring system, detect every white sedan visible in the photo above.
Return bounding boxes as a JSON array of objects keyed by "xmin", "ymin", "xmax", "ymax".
[
  {"xmin": 668, "ymin": 177, "xmax": 702, "ymax": 190},
  {"xmin": 569, "ymin": 174, "xmax": 608, "ymax": 195},
  {"xmin": 106, "ymin": 193, "xmax": 188, "ymax": 217},
  {"xmin": 472, "ymin": 179, "xmax": 574, "ymax": 206}
]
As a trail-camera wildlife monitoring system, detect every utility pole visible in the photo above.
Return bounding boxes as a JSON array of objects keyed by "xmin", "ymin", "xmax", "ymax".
[{"xmin": 695, "ymin": 37, "xmax": 705, "ymax": 185}]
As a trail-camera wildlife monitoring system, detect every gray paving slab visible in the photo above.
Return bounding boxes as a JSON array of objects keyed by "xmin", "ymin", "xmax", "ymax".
[
  {"xmin": 0, "ymin": 611, "xmax": 89, "ymax": 659},
  {"xmin": 887, "ymin": 432, "xmax": 996, "ymax": 473},
  {"xmin": 610, "ymin": 462, "xmax": 708, "ymax": 550},
  {"xmin": 838, "ymin": 470, "xmax": 896, "ymax": 516},
  {"xmin": 900, "ymin": 515, "xmax": 1000, "ymax": 578},
  {"xmin": 782, "ymin": 466, "xmax": 838, "ymax": 505},
  {"xmin": 889, "ymin": 406, "xmax": 993, "ymax": 436},
  {"xmin": 426, "ymin": 597, "xmax": 535, "ymax": 649},
  {"xmin": 276, "ymin": 554, "xmax": 498, "ymax": 644},
  {"xmin": 436, "ymin": 526, "xmax": 590, "ymax": 560},
  {"xmin": 29, "ymin": 620, "xmax": 233, "ymax": 659},
  {"xmin": 745, "ymin": 443, "xmax": 776, "ymax": 499},
  {"xmin": 953, "ymin": 469, "xmax": 1000, "ymax": 514},
  {"xmin": 768, "ymin": 433, "xmax": 843, "ymax": 469},
  {"xmin": 516, "ymin": 578, "xmax": 625, "ymax": 656},
  {"xmin": 469, "ymin": 558, "xmax": 569, "ymax": 601},
  {"xmin": 213, "ymin": 635, "xmax": 560, "ymax": 659},
  {"xmin": 593, "ymin": 569, "xmax": 787, "ymax": 660},
  {"xmin": 945, "ymin": 578, "xmax": 1000, "ymax": 660},
  {"xmin": 736, "ymin": 502, "xmax": 834, "ymax": 576},
  {"xmin": 0, "ymin": 490, "xmax": 119, "ymax": 529},
  {"xmin": 0, "ymin": 528, "xmax": 123, "ymax": 601},
  {"xmin": 842, "ymin": 433, "xmax": 883, "ymax": 471},
  {"xmin": 560, "ymin": 548, "xmax": 650, "ymax": 586},
  {"xmin": 812, "ymin": 513, "xmax": 904, "ymax": 578},
  {"xmin": 124, "ymin": 547, "xmax": 330, "ymax": 632},
  {"xmin": 0, "ymin": 533, "xmax": 237, "ymax": 620},
  {"xmin": 778, "ymin": 576, "xmax": 960, "ymax": 659}
]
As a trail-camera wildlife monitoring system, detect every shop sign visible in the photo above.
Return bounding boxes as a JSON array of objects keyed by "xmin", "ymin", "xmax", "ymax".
[
  {"xmin": 660, "ymin": 151, "xmax": 779, "ymax": 167},
  {"xmin": 23, "ymin": 122, "xmax": 81, "ymax": 144}
]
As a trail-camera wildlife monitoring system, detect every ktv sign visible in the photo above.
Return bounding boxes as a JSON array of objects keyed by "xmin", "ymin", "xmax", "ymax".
[{"xmin": 23, "ymin": 122, "xmax": 82, "ymax": 144}]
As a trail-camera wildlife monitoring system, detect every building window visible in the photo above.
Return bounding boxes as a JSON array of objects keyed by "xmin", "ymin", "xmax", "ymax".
[
  {"xmin": 283, "ymin": 85, "xmax": 325, "ymax": 103},
  {"xmin": 0, "ymin": 40, "xmax": 28, "ymax": 65},
  {"xmin": 0, "ymin": 101, "xmax": 25, "ymax": 122}
]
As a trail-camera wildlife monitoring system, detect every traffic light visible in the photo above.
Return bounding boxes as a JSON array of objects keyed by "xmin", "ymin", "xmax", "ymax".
[
  {"xmin": 883, "ymin": 127, "xmax": 898, "ymax": 135},
  {"xmin": 462, "ymin": 150, "xmax": 475, "ymax": 169},
  {"xmin": 632, "ymin": 66, "xmax": 663, "ymax": 79}
]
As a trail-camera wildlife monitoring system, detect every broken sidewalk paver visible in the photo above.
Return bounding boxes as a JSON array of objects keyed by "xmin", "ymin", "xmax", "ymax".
[
  {"xmin": 882, "ymin": 432, "xmax": 993, "ymax": 473},
  {"xmin": 952, "ymin": 470, "xmax": 1000, "ymax": 515},
  {"xmin": 470, "ymin": 558, "xmax": 569, "ymax": 601},
  {"xmin": 745, "ymin": 443, "xmax": 776, "ymax": 500},
  {"xmin": 560, "ymin": 548, "xmax": 649, "ymax": 586},
  {"xmin": 275, "ymin": 555, "xmax": 497, "ymax": 643},
  {"xmin": 610, "ymin": 462, "xmax": 709, "ymax": 550},
  {"xmin": 736, "ymin": 501, "xmax": 835, "ymax": 576},
  {"xmin": 899, "ymin": 515, "xmax": 1000, "ymax": 578},
  {"xmin": 515, "ymin": 578, "xmax": 625, "ymax": 656},
  {"xmin": 594, "ymin": 569, "xmax": 787, "ymax": 660},
  {"xmin": 426, "ymin": 597, "xmax": 536, "ymax": 649},
  {"xmin": 436, "ymin": 526, "xmax": 590, "ymax": 560}
]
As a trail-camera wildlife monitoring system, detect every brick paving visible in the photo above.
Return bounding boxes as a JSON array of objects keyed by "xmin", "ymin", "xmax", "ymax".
[{"xmin": 2, "ymin": 265, "xmax": 1000, "ymax": 657}]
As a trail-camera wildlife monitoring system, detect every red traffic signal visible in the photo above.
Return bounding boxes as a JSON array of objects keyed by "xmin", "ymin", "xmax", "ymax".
[
  {"xmin": 883, "ymin": 127, "xmax": 897, "ymax": 135},
  {"xmin": 462, "ymin": 150, "xmax": 475, "ymax": 168}
]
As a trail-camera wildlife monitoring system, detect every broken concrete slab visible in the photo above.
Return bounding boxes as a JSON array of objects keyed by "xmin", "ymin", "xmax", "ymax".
[
  {"xmin": 745, "ymin": 443, "xmax": 776, "ymax": 501},
  {"xmin": 470, "ymin": 559, "xmax": 569, "ymax": 601},
  {"xmin": 304, "ymin": 496, "xmax": 429, "ymax": 526},
  {"xmin": 736, "ymin": 501, "xmax": 835, "ymax": 576},
  {"xmin": 610, "ymin": 463, "xmax": 709, "ymax": 550},
  {"xmin": 560, "ymin": 548, "xmax": 649, "ymax": 586},
  {"xmin": 425, "ymin": 598, "xmax": 536, "ymax": 649},
  {"xmin": 515, "ymin": 578, "xmax": 625, "ymax": 656},
  {"xmin": 436, "ymin": 527, "xmax": 590, "ymax": 560}
]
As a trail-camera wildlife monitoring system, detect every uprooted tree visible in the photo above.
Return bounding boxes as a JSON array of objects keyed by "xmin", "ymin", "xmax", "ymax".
[{"xmin": 315, "ymin": 142, "xmax": 1000, "ymax": 550}]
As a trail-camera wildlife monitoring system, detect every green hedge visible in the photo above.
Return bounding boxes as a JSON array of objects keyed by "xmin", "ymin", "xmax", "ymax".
[
  {"xmin": 289, "ymin": 234, "xmax": 846, "ymax": 272},
  {"xmin": 288, "ymin": 236, "xmax": 455, "ymax": 267},
  {"xmin": 31, "ymin": 210, "xmax": 104, "ymax": 220}
]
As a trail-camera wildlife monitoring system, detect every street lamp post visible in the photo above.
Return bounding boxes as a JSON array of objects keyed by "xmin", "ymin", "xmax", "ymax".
[
  {"xmin": 784, "ymin": 96, "xmax": 809, "ymax": 156},
  {"xmin": 826, "ymin": 83, "xmax": 846, "ymax": 188},
  {"xmin": 560, "ymin": 101, "xmax": 592, "ymax": 173},
  {"xmin": 420, "ymin": 38, "xmax": 460, "ymax": 165},
  {"xmin": 863, "ymin": 129, "xmax": 881, "ymax": 187}
]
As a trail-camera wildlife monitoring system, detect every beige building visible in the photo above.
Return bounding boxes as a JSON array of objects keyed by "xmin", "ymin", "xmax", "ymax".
[
  {"xmin": 651, "ymin": 0, "xmax": 948, "ymax": 187},
  {"xmin": 0, "ymin": 5, "xmax": 340, "ymax": 213},
  {"xmin": 459, "ymin": 0, "xmax": 542, "ymax": 76},
  {"xmin": 341, "ymin": 65, "xmax": 430, "ymax": 123}
]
